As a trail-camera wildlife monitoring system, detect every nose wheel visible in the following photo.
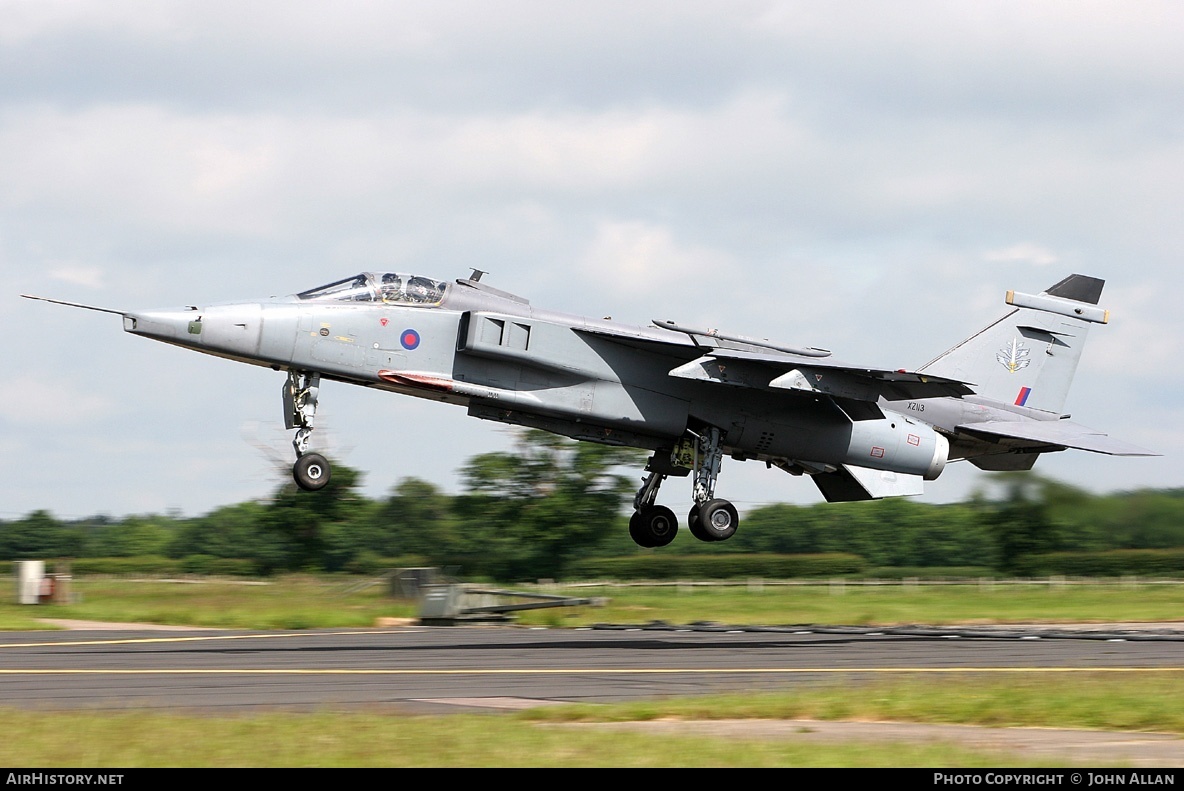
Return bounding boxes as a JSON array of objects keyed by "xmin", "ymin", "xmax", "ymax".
[
  {"xmin": 293, "ymin": 452, "xmax": 331, "ymax": 490},
  {"xmin": 283, "ymin": 370, "xmax": 331, "ymax": 491}
]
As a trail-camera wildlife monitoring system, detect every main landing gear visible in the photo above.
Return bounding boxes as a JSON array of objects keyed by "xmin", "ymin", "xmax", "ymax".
[
  {"xmin": 629, "ymin": 469, "xmax": 679, "ymax": 548},
  {"xmin": 284, "ymin": 370, "xmax": 331, "ymax": 491},
  {"xmin": 629, "ymin": 426, "xmax": 739, "ymax": 548}
]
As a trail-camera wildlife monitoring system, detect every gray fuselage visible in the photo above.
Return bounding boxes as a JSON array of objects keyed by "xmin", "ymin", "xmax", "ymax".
[{"xmin": 122, "ymin": 277, "xmax": 948, "ymax": 481}]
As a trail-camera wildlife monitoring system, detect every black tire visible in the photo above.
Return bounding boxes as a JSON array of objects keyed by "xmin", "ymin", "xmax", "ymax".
[
  {"xmin": 697, "ymin": 499, "xmax": 738, "ymax": 541},
  {"xmin": 293, "ymin": 453, "xmax": 331, "ymax": 491},
  {"xmin": 630, "ymin": 505, "xmax": 678, "ymax": 547},
  {"xmin": 628, "ymin": 511, "xmax": 655, "ymax": 548},
  {"xmin": 688, "ymin": 503, "xmax": 716, "ymax": 542},
  {"xmin": 642, "ymin": 505, "xmax": 678, "ymax": 547}
]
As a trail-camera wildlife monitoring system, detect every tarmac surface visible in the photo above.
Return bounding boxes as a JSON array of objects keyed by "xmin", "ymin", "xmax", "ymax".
[{"xmin": 3, "ymin": 618, "xmax": 1181, "ymax": 767}]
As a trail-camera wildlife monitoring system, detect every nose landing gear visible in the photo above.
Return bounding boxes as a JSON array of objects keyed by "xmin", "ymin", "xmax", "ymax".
[
  {"xmin": 293, "ymin": 451, "xmax": 331, "ymax": 491},
  {"xmin": 284, "ymin": 370, "xmax": 331, "ymax": 491}
]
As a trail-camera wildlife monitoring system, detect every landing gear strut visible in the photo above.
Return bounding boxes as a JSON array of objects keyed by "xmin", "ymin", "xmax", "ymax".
[
  {"xmin": 628, "ymin": 425, "xmax": 740, "ymax": 547},
  {"xmin": 284, "ymin": 370, "xmax": 331, "ymax": 491},
  {"xmin": 688, "ymin": 426, "xmax": 737, "ymax": 542}
]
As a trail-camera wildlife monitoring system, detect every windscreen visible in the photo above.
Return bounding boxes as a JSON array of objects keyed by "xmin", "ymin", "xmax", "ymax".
[
  {"xmin": 297, "ymin": 273, "xmax": 447, "ymax": 305},
  {"xmin": 296, "ymin": 274, "xmax": 376, "ymax": 302}
]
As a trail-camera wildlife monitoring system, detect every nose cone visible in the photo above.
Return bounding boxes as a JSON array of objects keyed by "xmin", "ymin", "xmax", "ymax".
[
  {"xmin": 123, "ymin": 308, "xmax": 203, "ymax": 344},
  {"xmin": 123, "ymin": 303, "xmax": 264, "ymax": 361}
]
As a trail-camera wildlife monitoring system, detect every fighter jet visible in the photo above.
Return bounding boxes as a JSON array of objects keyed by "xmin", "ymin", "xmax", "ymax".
[{"xmin": 23, "ymin": 271, "xmax": 1155, "ymax": 548}]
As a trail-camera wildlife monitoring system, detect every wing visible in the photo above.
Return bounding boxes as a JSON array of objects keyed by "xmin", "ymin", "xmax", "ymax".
[
  {"xmin": 576, "ymin": 325, "xmax": 973, "ymax": 404},
  {"xmin": 669, "ymin": 347, "xmax": 973, "ymax": 404},
  {"xmin": 955, "ymin": 419, "xmax": 1158, "ymax": 456}
]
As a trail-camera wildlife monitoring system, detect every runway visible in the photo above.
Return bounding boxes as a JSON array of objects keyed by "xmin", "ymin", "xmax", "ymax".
[{"xmin": 1, "ymin": 622, "xmax": 1182, "ymax": 714}]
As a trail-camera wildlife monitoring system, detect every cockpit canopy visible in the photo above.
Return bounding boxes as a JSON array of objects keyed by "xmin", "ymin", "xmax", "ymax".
[{"xmin": 296, "ymin": 273, "xmax": 448, "ymax": 306}]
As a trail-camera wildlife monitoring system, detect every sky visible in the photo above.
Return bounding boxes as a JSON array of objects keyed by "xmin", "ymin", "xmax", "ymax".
[{"xmin": 2, "ymin": 1, "xmax": 1181, "ymax": 520}]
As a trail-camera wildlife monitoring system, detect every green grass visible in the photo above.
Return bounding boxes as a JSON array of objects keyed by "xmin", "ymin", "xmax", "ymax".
[
  {"xmin": 4, "ymin": 576, "xmax": 1183, "ymax": 631},
  {"xmin": 524, "ymin": 672, "xmax": 1184, "ymax": 733},
  {"xmin": 1, "ymin": 673, "xmax": 1178, "ymax": 767},
  {"xmin": 2, "ymin": 575, "xmax": 417, "ymax": 630},
  {"xmin": 0, "ymin": 708, "xmax": 1057, "ymax": 768},
  {"xmin": 516, "ymin": 580, "xmax": 1184, "ymax": 628},
  {"xmin": 0, "ymin": 610, "xmax": 60, "ymax": 631},
  {"xmin": 3, "ymin": 577, "xmax": 1182, "ymax": 766}
]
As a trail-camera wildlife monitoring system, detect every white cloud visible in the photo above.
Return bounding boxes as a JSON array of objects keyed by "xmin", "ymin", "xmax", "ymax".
[
  {"xmin": 1088, "ymin": 283, "xmax": 1184, "ymax": 378},
  {"xmin": 48, "ymin": 265, "xmax": 105, "ymax": 289},
  {"xmin": 983, "ymin": 243, "xmax": 1060, "ymax": 267},
  {"xmin": 2, "ymin": 2, "xmax": 1182, "ymax": 517},
  {"xmin": 0, "ymin": 0, "xmax": 178, "ymax": 45},
  {"xmin": 580, "ymin": 220, "xmax": 731, "ymax": 286},
  {"xmin": 6, "ymin": 375, "xmax": 115, "ymax": 425}
]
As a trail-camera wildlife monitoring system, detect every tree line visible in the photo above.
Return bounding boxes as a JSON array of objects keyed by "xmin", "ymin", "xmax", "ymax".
[{"xmin": 3, "ymin": 431, "xmax": 1183, "ymax": 580}]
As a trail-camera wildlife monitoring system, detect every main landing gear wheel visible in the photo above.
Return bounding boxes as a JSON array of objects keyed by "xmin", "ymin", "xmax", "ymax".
[
  {"xmin": 629, "ymin": 505, "xmax": 678, "ymax": 548},
  {"xmin": 293, "ymin": 452, "xmax": 331, "ymax": 491},
  {"xmin": 696, "ymin": 498, "xmax": 738, "ymax": 542},
  {"xmin": 682, "ymin": 426, "xmax": 739, "ymax": 542},
  {"xmin": 687, "ymin": 503, "xmax": 716, "ymax": 542}
]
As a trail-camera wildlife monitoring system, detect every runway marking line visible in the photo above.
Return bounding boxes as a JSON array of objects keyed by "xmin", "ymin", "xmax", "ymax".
[
  {"xmin": 3, "ymin": 633, "xmax": 1180, "ymax": 677},
  {"xmin": 0, "ymin": 630, "xmax": 422, "ymax": 649},
  {"xmin": 0, "ymin": 667, "xmax": 1181, "ymax": 676}
]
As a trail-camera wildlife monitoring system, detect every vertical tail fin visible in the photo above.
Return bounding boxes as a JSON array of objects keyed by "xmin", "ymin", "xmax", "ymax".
[{"xmin": 918, "ymin": 274, "xmax": 1108, "ymax": 414}]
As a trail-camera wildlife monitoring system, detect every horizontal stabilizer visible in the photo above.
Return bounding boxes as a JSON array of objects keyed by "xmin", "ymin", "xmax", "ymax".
[
  {"xmin": 968, "ymin": 453, "xmax": 1042, "ymax": 471},
  {"xmin": 811, "ymin": 464, "xmax": 925, "ymax": 502},
  {"xmin": 956, "ymin": 420, "xmax": 1158, "ymax": 456}
]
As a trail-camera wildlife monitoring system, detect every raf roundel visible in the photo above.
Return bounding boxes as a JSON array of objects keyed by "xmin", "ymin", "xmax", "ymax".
[{"xmin": 400, "ymin": 328, "xmax": 421, "ymax": 350}]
